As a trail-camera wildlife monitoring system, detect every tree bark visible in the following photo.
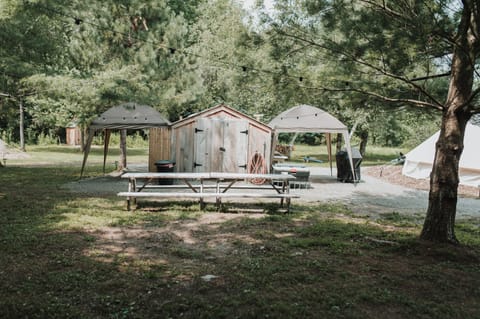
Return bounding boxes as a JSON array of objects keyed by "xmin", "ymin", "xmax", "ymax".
[
  {"xmin": 359, "ymin": 131, "xmax": 368, "ymax": 156},
  {"xmin": 19, "ymin": 99, "xmax": 25, "ymax": 151},
  {"xmin": 420, "ymin": 112, "xmax": 469, "ymax": 243},
  {"xmin": 420, "ymin": 3, "xmax": 477, "ymax": 243},
  {"xmin": 335, "ymin": 133, "xmax": 342, "ymax": 153},
  {"xmin": 119, "ymin": 129, "xmax": 127, "ymax": 171}
]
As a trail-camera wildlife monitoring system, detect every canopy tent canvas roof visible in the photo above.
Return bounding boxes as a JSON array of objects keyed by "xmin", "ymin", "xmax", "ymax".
[
  {"xmin": 402, "ymin": 122, "xmax": 480, "ymax": 187},
  {"xmin": 269, "ymin": 104, "xmax": 350, "ymax": 133},
  {"xmin": 81, "ymin": 102, "xmax": 171, "ymax": 176},
  {"xmin": 268, "ymin": 104, "xmax": 356, "ymax": 180}
]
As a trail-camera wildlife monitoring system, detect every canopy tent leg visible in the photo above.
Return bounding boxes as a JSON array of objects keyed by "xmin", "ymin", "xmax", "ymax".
[
  {"xmin": 326, "ymin": 133, "xmax": 333, "ymax": 176},
  {"xmin": 270, "ymin": 132, "xmax": 279, "ymax": 169},
  {"xmin": 80, "ymin": 128, "xmax": 96, "ymax": 178},
  {"xmin": 119, "ymin": 129, "xmax": 127, "ymax": 171},
  {"xmin": 103, "ymin": 129, "xmax": 111, "ymax": 174}
]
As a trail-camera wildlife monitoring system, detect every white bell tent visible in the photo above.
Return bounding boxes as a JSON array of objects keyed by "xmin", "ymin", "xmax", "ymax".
[{"xmin": 402, "ymin": 122, "xmax": 480, "ymax": 187}]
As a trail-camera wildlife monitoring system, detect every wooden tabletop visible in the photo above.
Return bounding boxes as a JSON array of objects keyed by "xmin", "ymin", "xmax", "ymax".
[
  {"xmin": 122, "ymin": 172, "xmax": 211, "ymax": 179},
  {"xmin": 121, "ymin": 172, "xmax": 296, "ymax": 180}
]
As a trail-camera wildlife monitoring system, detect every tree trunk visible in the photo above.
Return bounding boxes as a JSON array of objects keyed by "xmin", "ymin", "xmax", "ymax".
[
  {"xmin": 420, "ymin": 112, "xmax": 469, "ymax": 243},
  {"xmin": 420, "ymin": 3, "xmax": 477, "ymax": 243},
  {"xmin": 19, "ymin": 99, "xmax": 25, "ymax": 151},
  {"xmin": 359, "ymin": 131, "xmax": 368, "ymax": 156},
  {"xmin": 335, "ymin": 133, "xmax": 342, "ymax": 153},
  {"xmin": 119, "ymin": 129, "xmax": 127, "ymax": 171}
]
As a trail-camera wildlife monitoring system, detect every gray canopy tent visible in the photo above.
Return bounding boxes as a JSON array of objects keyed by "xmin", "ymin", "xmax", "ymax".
[
  {"xmin": 268, "ymin": 104, "xmax": 356, "ymax": 180},
  {"xmin": 80, "ymin": 102, "xmax": 171, "ymax": 177}
]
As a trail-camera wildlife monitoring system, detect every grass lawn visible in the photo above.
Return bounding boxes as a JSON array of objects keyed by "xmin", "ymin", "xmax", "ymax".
[
  {"xmin": 8, "ymin": 145, "xmax": 149, "ymax": 176},
  {"xmin": 1, "ymin": 146, "xmax": 479, "ymax": 318}
]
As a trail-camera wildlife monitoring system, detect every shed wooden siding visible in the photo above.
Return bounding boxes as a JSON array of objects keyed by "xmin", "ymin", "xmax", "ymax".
[
  {"xmin": 247, "ymin": 122, "xmax": 271, "ymax": 169},
  {"xmin": 192, "ymin": 118, "xmax": 249, "ymax": 173},
  {"xmin": 172, "ymin": 123, "xmax": 194, "ymax": 172},
  {"xmin": 148, "ymin": 127, "xmax": 171, "ymax": 172},
  {"xmin": 66, "ymin": 127, "xmax": 82, "ymax": 145},
  {"xmin": 171, "ymin": 104, "xmax": 272, "ymax": 173}
]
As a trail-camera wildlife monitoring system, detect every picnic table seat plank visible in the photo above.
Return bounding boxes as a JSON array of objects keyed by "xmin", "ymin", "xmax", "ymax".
[
  {"xmin": 118, "ymin": 192, "xmax": 299, "ymax": 198},
  {"xmin": 118, "ymin": 171, "xmax": 299, "ymax": 212}
]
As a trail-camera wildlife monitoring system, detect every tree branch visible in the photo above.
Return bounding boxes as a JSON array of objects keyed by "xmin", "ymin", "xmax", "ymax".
[
  {"xmin": 410, "ymin": 72, "xmax": 451, "ymax": 81},
  {"xmin": 360, "ymin": 0, "xmax": 406, "ymax": 21},
  {"xmin": 276, "ymin": 30, "xmax": 445, "ymax": 109},
  {"xmin": 296, "ymin": 83, "xmax": 443, "ymax": 110}
]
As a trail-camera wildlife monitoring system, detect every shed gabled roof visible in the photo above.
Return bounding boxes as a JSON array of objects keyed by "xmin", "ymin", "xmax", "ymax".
[
  {"xmin": 172, "ymin": 104, "xmax": 271, "ymax": 132},
  {"xmin": 90, "ymin": 102, "xmax": 170, "ymax": 129},
  {"xmin": 268, "ymin": 104, "xmax": 347, "ymax": 133}
]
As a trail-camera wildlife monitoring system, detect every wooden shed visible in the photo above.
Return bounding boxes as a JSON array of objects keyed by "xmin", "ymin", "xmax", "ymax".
[
  {"xmin": 171, "ymin": 104, "xmax": 273, "ymax": 173},
  {"xmin": 66, "ymin": 122, "xmax": 82, "ymax": 146},
  {"xmin": 148, "ymin": 127, "xmax": 171, "ymax": 171}
]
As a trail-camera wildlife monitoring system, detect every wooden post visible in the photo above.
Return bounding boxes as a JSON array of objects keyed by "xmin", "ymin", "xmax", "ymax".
[
  {"xmin": 119, "ymin": 129, "xmax": 127, "ymax": 170},
  {"xmin": 19, "ymin": 99, "xmax": 25, "ymax": 152}
]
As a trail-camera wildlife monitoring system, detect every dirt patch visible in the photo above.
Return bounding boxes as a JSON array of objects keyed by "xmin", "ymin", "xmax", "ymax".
[
  {"xmin": 84, "ymin": 212, "xmax": 267, "ymax": 263},
  {"xmin": 363, "ymin": 165, "xmax": 479, "ymax": 198}
]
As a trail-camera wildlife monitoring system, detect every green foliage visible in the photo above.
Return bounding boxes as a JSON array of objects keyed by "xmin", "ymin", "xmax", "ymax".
[
  {"xmin": 2, "ymin": 0, "xmax": 205, "ymax": 140},
  {"xmin": 0, "ymin": 0, "xmax": 70, "ymax": 137},
  {"xmin": 256, "ymin": 0, "xmax": 458, "ymax": 149},
  {"xmin": 37, "ymin": 132, "xmax": 60, "ymax": 146},
  {"xmin": 92, "ymin": 131, "xmax": 148, "ymax": 148}
]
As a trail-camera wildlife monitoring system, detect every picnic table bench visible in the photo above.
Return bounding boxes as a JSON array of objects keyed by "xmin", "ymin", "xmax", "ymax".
[{"xmin": 118, "ymin": 172, "xmax": 299, "ymax": 212}]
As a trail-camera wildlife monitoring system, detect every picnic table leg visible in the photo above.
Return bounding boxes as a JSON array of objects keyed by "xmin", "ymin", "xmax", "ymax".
[
  {"xmin": 215, "ymin": 179, "xmax": 222, "ymax": 210},
  {"xmin": 126, "ymin": 178, "xmax": 135, "ymax": 211},
  {"xmin": 199, "ymin": 179, "xmax": 206, "ymax": 210},
  {"xmin": 126, "ymin": 196, "xmax": 138, "ymax": 211},
  {"xmin": 285, "ymin": 179, "xmax": 292, "ymax": 213},
  {"xmin": 133, "ymin": 180, "xmax": 137, "ymax": 208},
  {"xmin": 280, "ymin": 180, "xmax": 288, "ymax": 207},
  {"xmin": 286, "ymin": 197, "xmax": 291, "ymax": 213}
]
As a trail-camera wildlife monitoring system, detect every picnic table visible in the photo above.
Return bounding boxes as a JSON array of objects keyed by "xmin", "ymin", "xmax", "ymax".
[{"xmin": 118, "ymin": 172, "xmax": 299, "ymax": 211}]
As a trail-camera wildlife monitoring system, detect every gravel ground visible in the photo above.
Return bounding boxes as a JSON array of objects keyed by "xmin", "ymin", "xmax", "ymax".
[
  {"xmin": 364, "ymin": 165, "xmax": 479, "ymax": 198},
  {"xmin": 65, "ymin": 165, "xmax": 480, "ymax": 220},
  {"xmin": 301, "ymin": 166, "xmax": 479, "ymax": 219}
]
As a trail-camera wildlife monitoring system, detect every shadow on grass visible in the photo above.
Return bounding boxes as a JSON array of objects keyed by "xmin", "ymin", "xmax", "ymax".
[{"xmin": 1, "ymin": 166, "xmax": 480, "ymax": 318}]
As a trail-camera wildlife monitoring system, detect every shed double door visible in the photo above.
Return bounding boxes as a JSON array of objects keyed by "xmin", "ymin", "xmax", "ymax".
[{"xmin": 194, "ymin": 118, "xmax": 249, "ymax": 173}]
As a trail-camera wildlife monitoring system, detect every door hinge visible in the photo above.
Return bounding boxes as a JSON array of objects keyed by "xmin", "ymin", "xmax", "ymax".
[
  {"xmin": 240, "ymin": 129, "xmax": 248, "ymax": 135},
  {"xmin": 195, "ymin": 128, "xmax": 204, "ymax": 133},
  {"xmin": 194, "ymin": 162, "xmax": 203, "ymax": 168}
]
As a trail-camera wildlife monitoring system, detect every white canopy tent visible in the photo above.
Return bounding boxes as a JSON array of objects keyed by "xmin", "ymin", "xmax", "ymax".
[
  {"xmin": 268, "ymin": 104, "xmax": 357, "ymax": 181},
  {"xmin": 80, "ymin": 102, "xmax": 170, "ymax": 177},
  {"xmin": 402, "ymin": 122, "xmax": 480, "ymax": 187}
]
